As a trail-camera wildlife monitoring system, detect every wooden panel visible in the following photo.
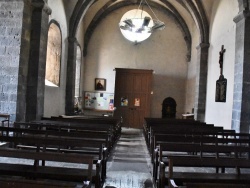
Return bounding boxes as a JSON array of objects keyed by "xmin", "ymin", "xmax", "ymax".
[{"xmin": 114, "ymin": 68, "xmax": 152, "ymax": 129}]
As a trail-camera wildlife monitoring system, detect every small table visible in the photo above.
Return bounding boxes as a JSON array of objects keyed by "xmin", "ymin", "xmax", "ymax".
[{"xmin": 0, "ymin": 113, "xmax": 10, "ymax": 136}]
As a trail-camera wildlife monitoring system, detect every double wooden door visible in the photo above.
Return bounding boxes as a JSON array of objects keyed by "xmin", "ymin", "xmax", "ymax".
[{"xmin": 114, "ymin": 68, "xmax": 153, "ymax": 129}]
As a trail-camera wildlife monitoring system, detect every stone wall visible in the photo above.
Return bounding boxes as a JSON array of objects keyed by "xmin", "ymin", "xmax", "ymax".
[{"xmin": 0, "ymin": 0, "xmax": 26, "ymax": 121}]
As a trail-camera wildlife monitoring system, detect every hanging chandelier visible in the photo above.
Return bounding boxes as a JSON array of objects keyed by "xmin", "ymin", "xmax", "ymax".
[{"xmin": 119, "ymin": 0, "xmax": 165, "ymax": 43}]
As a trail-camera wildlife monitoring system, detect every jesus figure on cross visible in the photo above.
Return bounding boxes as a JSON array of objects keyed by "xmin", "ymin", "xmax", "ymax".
[{"xmin": 219, "ymin": 45, "xmax": 226, "ymax": 76}]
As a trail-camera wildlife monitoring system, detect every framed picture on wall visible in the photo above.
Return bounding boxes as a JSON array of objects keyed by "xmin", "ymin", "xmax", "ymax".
[{"xmin": 95, "ymin": 78, "xmax": 106, "ymax": 91}]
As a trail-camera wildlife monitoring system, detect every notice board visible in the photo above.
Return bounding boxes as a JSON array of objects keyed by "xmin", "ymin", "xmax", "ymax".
[{"xmin": 84, "ymin": 91, "xmax": 114, "ymax": 111}]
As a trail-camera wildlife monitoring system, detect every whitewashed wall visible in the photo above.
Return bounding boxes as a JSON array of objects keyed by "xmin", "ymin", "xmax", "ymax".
[
  {"xmin": 205, "ymin": 0, "xmax": 238, "ymax": 129},
  {"xmin": 44, "ymin": 0, "xmax": 77, "ymax": 117},
  {"xmin": 43, "ymin": 0, "xmax": 239, "ymax": 126},
  {"xmin": 83, "ymin": 6, "xmax": 188, "ymax": 118},
  {"xmin": 185, "ymin": 24, "xmax": 199, "ymax": 114}
]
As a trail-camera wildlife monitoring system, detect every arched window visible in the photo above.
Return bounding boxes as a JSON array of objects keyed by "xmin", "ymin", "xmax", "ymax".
[
  {"xmin": 45, "ymin": 21, "xmax": 62, "ymax": 87},
  {"xmin": 74, "ymin": 45, "xmax": 82, "ymax": 114},
  {"xmin": 75, "ymin": 45, "xmax": 82, "ymax": 97}
]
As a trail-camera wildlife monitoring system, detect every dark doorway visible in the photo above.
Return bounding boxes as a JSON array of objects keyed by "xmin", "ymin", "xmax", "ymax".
[{"xmin": 162, "ymin": 97, "xmax": 176, "ymax": 118}]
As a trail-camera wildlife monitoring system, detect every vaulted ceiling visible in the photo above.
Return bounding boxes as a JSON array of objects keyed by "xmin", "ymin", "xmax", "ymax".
[{"xmin": 68, "ymin": 0, "xmax": 247, "ymax": 57}]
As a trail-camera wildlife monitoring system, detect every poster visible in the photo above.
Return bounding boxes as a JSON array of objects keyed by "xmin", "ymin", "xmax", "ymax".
[
  {"xmin": 84, "ymin": 91, "xmax": 114, "ymax": 110},
  {"xmin": 109, "ymin": 99, "xmax": 114, "ymax": 110},
  {"xmin": 134, "ymin": 98, "xmax": 140, "ymax": 106},
  {"xmin": 121, "ymin": 97, "xmax": 128, "ymax": 106}
]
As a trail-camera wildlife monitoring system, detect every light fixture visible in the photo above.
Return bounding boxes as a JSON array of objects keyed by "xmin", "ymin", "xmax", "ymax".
[{"xmin": 119, "ymin": 0, "xmax": 165, "ymax": 43}]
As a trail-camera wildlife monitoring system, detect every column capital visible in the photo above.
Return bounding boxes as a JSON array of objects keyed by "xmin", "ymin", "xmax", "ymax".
[
  {"xmin": 32, "ymin": 0, "xmax": 52, "ymax": 15},
  {"xmin": 234, "ymin": 10, "xmax": 250, "ymax": 23},
  {"xmin": 68, "ymin": 37, "xmax": 78, "ymax": 43},
  {"xmin": 196, "ymin": 43, "xmax": 210, "ymax": 50}
]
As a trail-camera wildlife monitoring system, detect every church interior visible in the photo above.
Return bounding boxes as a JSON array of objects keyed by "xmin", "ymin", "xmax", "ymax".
[{"xmin": 1, "ymin": 0, "xmax": 250, "ymax": 187}]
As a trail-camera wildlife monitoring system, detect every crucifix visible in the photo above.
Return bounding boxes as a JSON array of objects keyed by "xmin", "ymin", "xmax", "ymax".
[
  {"xmin": 219, "ymin": 45, "xmax": 226, "ymax": 76},
  {"xmin": 215, "ymin": 45, "xmax": 227, "ymax": 102}
]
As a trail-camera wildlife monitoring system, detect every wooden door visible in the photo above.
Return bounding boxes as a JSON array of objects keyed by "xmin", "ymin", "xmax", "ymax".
[{"xmin": 114, "ymin": 68, "xmax": 153, "ymax": 129}]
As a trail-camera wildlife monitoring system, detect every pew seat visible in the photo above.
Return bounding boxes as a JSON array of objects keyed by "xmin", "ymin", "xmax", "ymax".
[
  {"xmin": 0, "ymin": 148, "xmax": 101, "ymax": 188},
  {"xmin": 158, "ymin": 156, "xmax": 250, "ymax": 188}
]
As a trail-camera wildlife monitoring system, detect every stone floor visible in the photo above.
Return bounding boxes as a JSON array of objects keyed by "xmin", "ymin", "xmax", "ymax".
[
  {"xmin": 0, "ymin": 127, "xmax": 154, "ymax": 188},
  {"xmin": 103, "ymin": 128, "xmax": 154, "ymax": 188}
]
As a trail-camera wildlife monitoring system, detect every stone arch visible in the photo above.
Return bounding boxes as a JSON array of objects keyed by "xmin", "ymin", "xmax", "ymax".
[
  {"xmin": 69, "ymin": 0, "xmax": 95, "ymax": 38},
  {"xmin": 238, "ymin": 0, "xmax": 250, "ymax": 12},
  {"xmin": 66, "ymin": 0, "xmax": 95, "ymax": 114},
  {"xmin": 45, "ymin": 20, "xmax": 62, "ymax": 87},
  {"xmin": 66, "ymin": 0, "xmax": 209, "ymax": 115},
  {"xmin": 160, "ymin": 0, "xmax": 192, "ymax": 61},
  {"xmin": 83, "ymin": 0, "xmax": 192, "ymax": 62},
  {"xmin": 179, "ymin": 0, "xmax": 209, "ymax": 44},
  {"xmin": 175, "ymin": 0, "xmax": 210, "ymax": 121},
  {"xmin": 70, "ymin": 0, "xmax": 206, "ymax": 59},
  {"xmin": 194, "ymin": 0, "xmax": 209, "ymax": 43}
]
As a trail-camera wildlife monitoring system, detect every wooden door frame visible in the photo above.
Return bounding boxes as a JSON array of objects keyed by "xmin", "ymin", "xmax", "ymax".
[{"xmin": 114, "ymin": 68, "xmax": 153, "ymax": 128}]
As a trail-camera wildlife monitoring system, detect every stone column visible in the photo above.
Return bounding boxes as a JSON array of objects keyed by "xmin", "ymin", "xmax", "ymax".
[
  {"xmin": 194, "ymin": 43, "xmax": 210, "ymax": 121},
  {"xmin": 16, "ymin": 0, "xmax": 32, "ymax": 122},
  {"xmin": 65, "ymin": 37, "xmax": 77, "ymax": 115},
  {"xmin": 232, "ymin": 9, "xmax": 250, "ymax": 133},
  {"xmin": 25, "ymin": 0, "xmax": 51, "ymax": 121}
]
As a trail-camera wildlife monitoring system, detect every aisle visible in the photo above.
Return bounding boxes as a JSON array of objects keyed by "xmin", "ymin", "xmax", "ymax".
[{"xmin": 103, "ymin": 128, "xmax": 153, "ymax": 188}]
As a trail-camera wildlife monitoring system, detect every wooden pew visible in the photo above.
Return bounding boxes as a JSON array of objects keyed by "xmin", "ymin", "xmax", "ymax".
[
  {"xmin": 153, "ymin": 132, "xmax": 250, "ymax": 183},
  {"xmin": 144, "ymin": 117, "xmax": 200, "ymax": 133},
  {"xmin": 12, "ymin": 123, "xmax": 112, "ymax": 149},
  {"xmin": 153, "ymin": 131, "xmax": 248, "ymax": 160},
  {"xmin": 47, "ymin": 115, "xmax": 122, "ymax": 141},
  {"xmin": 180, "ymin": 182, "xmax": 250, "ymax": 188},
  {"xmin": 0, "ymin": 125, "xmax": 108, "ymax": 182},
  {"xmin": 0, "ymin": 147, "xmax": 100, "ymax": 187},
  {"xmin": 0, "ymin": 177, "xmax": 82, "ymax": 188},
  {"xmin": 14, "ymin": 121, "xmax": 114, "ymax": 155},
  {"xmin": 148, "ymin": 124, "xmax": 224, "ymax": 160},
  {"xmin": 143, "ymin": 118, "xmax": 202, "ymax": 146},
  {"xmin": 31, "ymin": 120, "xmax": 114, "ymax": 134},
  {"xmin": 162, "ymin": 157, "xmax": 250, "ymax": 188},
  {"xmin": 144, "ymin": 117, "xmax": 218, "ymax": 150},
  {"xmin": 157, "ymin": 142, "xmax": 250, "ymax": 188},
  {"xmin": 13, "ymin": 119, "xmax": 119, "ymax": 180},
  {"xmin": 152, "ymin": 129, "xmax": 236, "ymax": 159},
  {"xmin": 38, "ymin": 119, "xmax": 119, "ymax": 147}
]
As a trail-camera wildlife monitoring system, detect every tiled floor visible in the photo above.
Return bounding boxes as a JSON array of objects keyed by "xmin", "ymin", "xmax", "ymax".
[{"xmin": 103, "ymin": 128, "xmax": 154, "ymax": 188}]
